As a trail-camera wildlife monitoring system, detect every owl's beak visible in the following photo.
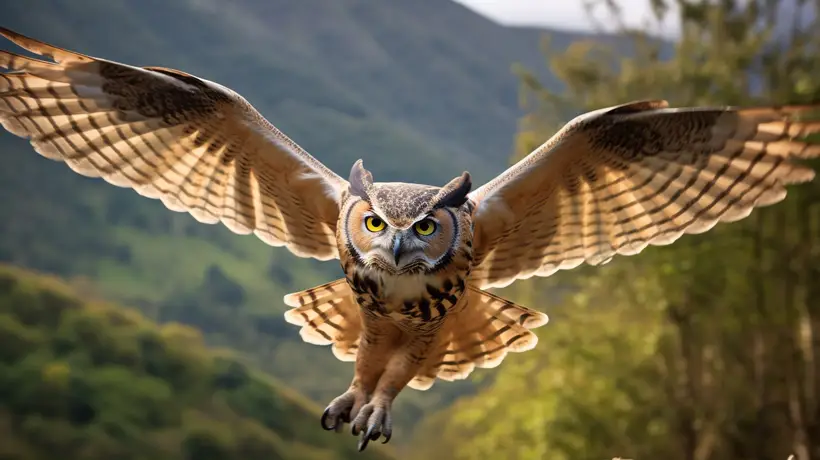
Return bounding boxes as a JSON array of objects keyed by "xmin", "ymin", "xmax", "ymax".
[{"xmin": 392, "ymin": 235, "xmax": 403, "ymax": 265}]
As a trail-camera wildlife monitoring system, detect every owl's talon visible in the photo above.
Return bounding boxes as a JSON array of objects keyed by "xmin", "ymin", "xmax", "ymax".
[
  {"xmin": 357, "ymin": 434, "xmax": 371, "ymax": 452},
  {"xmin": 351, "ymin": 401, "xmax": 393, "ymax": 451},
  {"xmin": 321, "ymin": 390, "xmax": 360, "ymax": 431},
  {"xmin": 320, "ymin": 408, "xmax": 334, "ymax": 430},
  {"xmin": 365, "ymin": 426, "xmax": 381, "ymax": 441}
]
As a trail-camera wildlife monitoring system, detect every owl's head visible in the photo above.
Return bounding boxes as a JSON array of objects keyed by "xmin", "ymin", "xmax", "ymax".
[{"xmin": 339, "ymin": 160, "xmax": 473, "ymax": 275}]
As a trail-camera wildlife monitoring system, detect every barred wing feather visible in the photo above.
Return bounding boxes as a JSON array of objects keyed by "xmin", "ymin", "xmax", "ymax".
[
  {"xmin": 468, "ymin": 99, "xmax": 820, "ymax": 289},
  {"xmin": 0, "ymin": 27, "xmax": 347, "ymax": 261}
]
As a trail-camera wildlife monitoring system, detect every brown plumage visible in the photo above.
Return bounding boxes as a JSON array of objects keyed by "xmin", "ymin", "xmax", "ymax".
[
  {"xmin": 2, "ymin": 28, "xmax": 819, "ymax": 452},
  {"xmin": 469, "ymin": 100, "xmax": 820, "ymax": 288}
]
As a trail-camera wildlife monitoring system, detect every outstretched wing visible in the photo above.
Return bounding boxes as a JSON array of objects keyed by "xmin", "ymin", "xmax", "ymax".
[
  {"xmin": 468, "ymin": 99, "xmax": 820, "ymax": 289},
  {"xmin": 0, "ymin": 27, "xmax": 348, "ymax": 261}
]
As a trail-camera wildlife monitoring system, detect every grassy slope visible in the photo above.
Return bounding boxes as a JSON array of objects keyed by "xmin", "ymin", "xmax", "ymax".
[{"xmin": 0, "ymin": 264, "xmax": 394, "ymax": 460}]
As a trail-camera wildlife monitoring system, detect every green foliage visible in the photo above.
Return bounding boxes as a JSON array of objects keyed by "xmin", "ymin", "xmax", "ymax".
[
  {"xmin": 412, "ymin": 1, "xmax": 820, "ymax": 459},
  {"xmin": 0, "ymin": 264, "xmax": 393, "ymax": 460}
]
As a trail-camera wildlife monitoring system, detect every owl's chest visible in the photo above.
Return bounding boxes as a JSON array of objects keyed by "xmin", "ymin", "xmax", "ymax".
[{"xmin": 346, "ymin": 269, "xmax": 467, "ymax": 325}]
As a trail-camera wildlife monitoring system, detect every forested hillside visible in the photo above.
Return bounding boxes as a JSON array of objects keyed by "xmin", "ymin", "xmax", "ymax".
[
  {"xmin": 0, "ymin": 264, "xmax": 393, "ymax": 460},
  {"xmin": 0, "ymin": 0, "xmax": 598, "ymax": 432}
]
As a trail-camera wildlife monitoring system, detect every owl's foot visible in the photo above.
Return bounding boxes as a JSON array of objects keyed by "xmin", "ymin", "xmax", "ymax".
[
  {"xmin": 320, "ymin": 389, "xmax": 367, "ymax": 432},
  {"xmin": 351, "ymin": 399, "xmax": 393, "ymax": 451}
]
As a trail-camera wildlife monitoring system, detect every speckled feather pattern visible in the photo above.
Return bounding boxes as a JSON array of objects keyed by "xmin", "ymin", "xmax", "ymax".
[
  {"xmin": 370, "ymin": 183, "xmax": 440, "ymax": 228},
  {"xmin": 324, "ymin": 182, "xmax": 548, "ymax": 391}
]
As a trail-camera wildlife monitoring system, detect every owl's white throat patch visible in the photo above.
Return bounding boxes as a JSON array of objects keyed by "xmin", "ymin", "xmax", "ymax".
[{"xmin": 363, "ymin": 267, "xmax": 440, "ymax": 305}]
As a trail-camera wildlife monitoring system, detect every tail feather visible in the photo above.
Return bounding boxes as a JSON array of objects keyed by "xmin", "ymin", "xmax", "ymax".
[
  {"xmin": 284, "ymin": 280, "xmax": 548, "ymax": 390},
  {"xmin": 408, "ymin": 286, "xmax": 549, "ymax": 391},
  {"xmin": 283, "ymin": 279, "xmax": 361, "ymax": 362}
]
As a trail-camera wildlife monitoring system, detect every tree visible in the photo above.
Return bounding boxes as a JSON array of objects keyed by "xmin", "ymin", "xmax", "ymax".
[{"xmin": 412, "ymin": 1, "xmax": 820, "ymax": 459}]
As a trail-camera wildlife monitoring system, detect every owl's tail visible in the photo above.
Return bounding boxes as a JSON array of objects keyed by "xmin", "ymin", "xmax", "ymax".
[
  {"xmin": 283, "ymin": 279, "xmax": 361, "ymax": 362},
  {"xmin": 408, "ymin": 286, "xmax": 549, "ymax": 391},
  {"xmin": 284, "ymin": 280, "xmax": 549, "ymax": 391}
]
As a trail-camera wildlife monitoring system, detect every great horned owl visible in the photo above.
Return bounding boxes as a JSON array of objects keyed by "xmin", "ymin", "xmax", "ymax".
[{"xmin": 2, "ymin": 28, "xmax": 819, "ymax": 451}]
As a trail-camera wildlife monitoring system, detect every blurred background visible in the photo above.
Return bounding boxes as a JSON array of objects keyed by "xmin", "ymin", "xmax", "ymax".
[{"xmin": 1, "ymin": 0, "xmax": 820, "ymax": 459}]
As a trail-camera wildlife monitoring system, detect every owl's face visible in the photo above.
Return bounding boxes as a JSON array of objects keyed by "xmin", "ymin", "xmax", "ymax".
[{"xmin": 339, "ymin": 161, "xmax": 473, "ymax": 276}]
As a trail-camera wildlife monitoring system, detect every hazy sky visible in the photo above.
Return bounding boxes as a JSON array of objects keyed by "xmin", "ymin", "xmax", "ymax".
[{"xmin": 452, "ymin": 0, "xmax": 682, "ymax": 38}]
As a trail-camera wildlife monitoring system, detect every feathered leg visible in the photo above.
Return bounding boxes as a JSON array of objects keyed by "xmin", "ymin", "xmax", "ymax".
[
  {"xmin": 351, "ymin": 326, "xmax": 439, "ymax": 451},
  {"xmin": 321, "ymin": 313, "xmax": 397, "ymax": 436}
]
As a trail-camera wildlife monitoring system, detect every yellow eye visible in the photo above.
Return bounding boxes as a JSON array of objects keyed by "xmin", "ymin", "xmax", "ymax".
[
  {"xmin": 365, "ymin": 216, "xmax": 386, "ymax": 232},
  {"xmin": 413, "ymin": 219, "xmax": 436, "ymax": 236}
]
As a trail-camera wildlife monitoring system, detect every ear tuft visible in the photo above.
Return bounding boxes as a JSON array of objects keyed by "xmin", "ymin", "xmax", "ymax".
[
  {"xmin": 348, "ymin": 159, "xmax": 373, "ymax": 200},
  {"xmin": 434, "ymin": 171, "xmax": 472, "ymax": 209}
]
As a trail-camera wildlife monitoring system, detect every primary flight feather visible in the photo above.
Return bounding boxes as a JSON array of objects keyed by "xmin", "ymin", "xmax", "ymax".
[{"xmin": 2, "ymin": 27, "xmax": 818, "ymax": 452}]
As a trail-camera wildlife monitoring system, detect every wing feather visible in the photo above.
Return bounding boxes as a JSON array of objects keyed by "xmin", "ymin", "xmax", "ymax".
[
  {"xmin": 469, "ymin": 99, "xmax": 820, "ymax": 289},
  {"xmin": 0, "ymin": 27, "xmax": 347, "ymax": 261}
]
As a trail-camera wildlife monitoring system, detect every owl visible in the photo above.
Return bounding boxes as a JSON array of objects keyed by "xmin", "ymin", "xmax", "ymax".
[{"xmin": 2, "ymin": 27, "xmax": 819, "ymax": 452}]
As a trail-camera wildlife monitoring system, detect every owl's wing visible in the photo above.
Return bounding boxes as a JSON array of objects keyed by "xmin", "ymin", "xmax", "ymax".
[
  {"xmin": 0, "ymin": 27, "xmax": 347, "ymax": 261},
  {"xmin": 468, "ymin": 99, "xmax": 820, "ymax": 289}
]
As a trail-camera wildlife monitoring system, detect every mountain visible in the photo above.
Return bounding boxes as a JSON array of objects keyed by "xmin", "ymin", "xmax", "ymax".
[
  {"xmin": 1, "ymin": 0, "xmax": 599, "ymax": 184},
  {"xmin": 0, "ymin": 264, "xmax": 394, "ymax": 460},
  {"xmin": 0, "ymin": 0, "xmax": 594, "ymax": 438}
]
